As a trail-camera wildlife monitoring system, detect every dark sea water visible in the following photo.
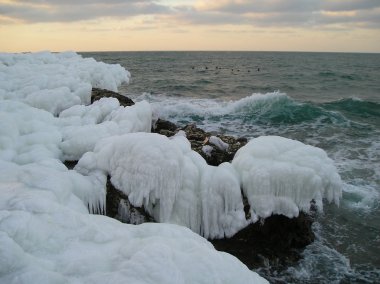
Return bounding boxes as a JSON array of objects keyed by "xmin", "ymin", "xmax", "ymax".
[{"xmin": 82, "ymin": 51, "xmax": 380, "ymax": 283}]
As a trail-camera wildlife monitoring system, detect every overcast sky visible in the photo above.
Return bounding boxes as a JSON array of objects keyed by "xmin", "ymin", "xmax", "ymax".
[{"xmin": 1, "ymin": 0, "xmax": 379, "ymax": 52}]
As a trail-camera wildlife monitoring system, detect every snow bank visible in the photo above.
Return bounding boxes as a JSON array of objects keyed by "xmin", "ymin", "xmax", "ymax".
[
  {"xmin": 76, "ymin": 133, "xmax": 248, "ymax": 239},
  {"xmin": 0, "ymin": 51, "xmax": 268, "ymax": 283},
  {"xmin": 232, "ymin": 136, "xmax": 342, "ymax": 219}
]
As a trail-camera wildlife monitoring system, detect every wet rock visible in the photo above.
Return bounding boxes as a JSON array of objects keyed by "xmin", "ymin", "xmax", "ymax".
[
  {"xmin": 64, "ymin": 160, "xmax": 78, "ymax": 170},
  {"xmin": 152, "ymin": 118, "xmax": 178, "ymax": 136},
  {"xmin": 211, "ymin": 212, "xmax": 315, "ymax": 269},
  {"xmin": 154, "ymin": 122, "xmax": 248, "ymax": 166},
  {"xmin": 106, "ymin": 177, "xmax": 154, "ymax": 224},
  {"xmin": 91, "ymin": 88, "xmax": 135, "ymax": 107},
  {"xmin": 180, "ymin": 124, "xmax": 248, "ymax": 166}
]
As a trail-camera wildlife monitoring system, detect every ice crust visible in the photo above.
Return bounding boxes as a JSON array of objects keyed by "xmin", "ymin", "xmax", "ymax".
[
  {"xmin": 0, "ymin": 52, "xmax": 268, "ymax": 284},
  {"xmin": 75, "ymin": 133, "xmax": 248, "ymax": 239},
  {"xmin": 209, "ymin": 135, "xmax": 229, "ymax": 151},
  {"xmin": 232, "ymin": 136, "xmax": 342, "ymax": 219},
  {"xmin": 77, "ymin": 133, "xmax": 342, "ymax": 238},
  {"xmin": 0, "ymin": 51, "xmax": 130, "ymax": 115}
]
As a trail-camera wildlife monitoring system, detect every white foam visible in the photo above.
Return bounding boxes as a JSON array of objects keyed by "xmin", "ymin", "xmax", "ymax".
[{"xmin": 342, "ymin": 183, "xmax": 379, "ymax": 210}]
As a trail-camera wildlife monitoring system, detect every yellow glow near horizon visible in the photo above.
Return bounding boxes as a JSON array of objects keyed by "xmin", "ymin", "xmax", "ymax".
[{"xmin": 1, "ymin": 1, "xmax": 380, "ymax": 53}]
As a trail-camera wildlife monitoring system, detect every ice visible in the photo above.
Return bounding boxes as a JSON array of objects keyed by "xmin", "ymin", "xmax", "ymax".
[
  {"xmin": 232, "ymin": 136, "xmax": 342, "ymax": 219},
  {"xmin": 76, "ymin": 133, "xmax": 249, "ymax": 239},
  {"xmin": 60, "ymin": 98, "xmax": 152, "ymax": 161},
  {"xmin": 0, "ymin": 180, "xmax": 266, "ymax": 284},
  {"xmin": 0, "ymin": 51, "xmax": 130, "ymax": 115},
  {"xmin": 202, "ymin": 145, "xmax": 214, "ymax": 157},
  {"xmin": 0, "ymin": 100, "xmax": 62, "ymax": 164},
  {"xmin": 0, "ymin": 51, "xmax": 268, "ymax": 283},
  {"xmin": 209, "ymin": 136, "xmax": 229, "ymax": 151}
]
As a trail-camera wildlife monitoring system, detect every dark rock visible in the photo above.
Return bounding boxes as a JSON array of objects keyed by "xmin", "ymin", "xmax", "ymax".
[
  {"xmin": 106, "ymin": 177, "xmax": 154, "ymax": 224},
  {"xmin": 152, "ymin": 118, "xmax": 178, "ymax": 136},
  {"xmin": 91, "ymin": 88, "xmax": 135, "ymax": 107},
  {"xmin": 180, "ymin": 124, "xmax": 248, "ymax": 166},
  {"xmin": 211, "ymin": 212, "xmax": 315, "ymax": 270},
  {"xmin": 64, "ymin": 160, "xmax": 78, "ymax": 170}
]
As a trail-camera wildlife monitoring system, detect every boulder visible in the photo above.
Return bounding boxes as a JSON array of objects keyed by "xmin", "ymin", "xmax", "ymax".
[
  {"xmin": 211, "ymin": 212, "xmax": 315, "ymax": 269},
  {"xmin": 91, "ymin": 88, "xmax": 135, "ymax": 107},
  {"xmin": 106, "ymin": 177, "xmax": 154, "ymax": 224},
  {"xmin": 153, "ymin": 121, "xmax": 248, "ymax": 166}
]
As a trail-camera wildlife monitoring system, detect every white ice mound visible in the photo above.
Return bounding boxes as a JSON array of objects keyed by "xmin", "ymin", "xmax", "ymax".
[
  {"xmin": 0, "ymin": 100, "xmax": 62, "ymax": 164},
  {"xmin": 232, "ymin": 136, "xmax": 342, "ymax": 219},
  {"xmin": 76, "ymin": 133, "xmax": 248, "ymax": 239},
  {"xmin": 0, "ymin": 51, "xmax": 130, "ymax": 115},
  {"xmin": 0, "ymin": 163, "xmax": 267, "ymax": 284},
  {"xmin": 59, "ymin": 98, "xmax": 152, "ymax": 161}
]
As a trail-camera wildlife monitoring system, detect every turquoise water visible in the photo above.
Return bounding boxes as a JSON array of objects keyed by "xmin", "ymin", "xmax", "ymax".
[{"xmin": 83, "ymin": 51, "xmax": 380, "ymax": 283}]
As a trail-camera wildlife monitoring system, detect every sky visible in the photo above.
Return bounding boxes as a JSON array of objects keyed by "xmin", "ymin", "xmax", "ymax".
[{"xmin": 1, "ymin": 0, "xmax": 380, "ymax": 53}]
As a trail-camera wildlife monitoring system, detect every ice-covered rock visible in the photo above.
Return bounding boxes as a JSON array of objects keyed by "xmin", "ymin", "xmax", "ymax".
[
  {"xmin": 76, "ymin": 132, "xmax": 249, "ymax": 239},
  {"xmin": 209, "ymin": 135, "xmax": 229, "ymax": 151},
  {"xmin": 59, "ymin": 98, "xmax": 152, "ymax": 161},
  {"xmin": 0, "ymin": 168, "xmax": 267, "ymax": 284},
  {"xmin": 0, "ymin": 51, "xmax": 130, "ymax": 115},
  {"xmin": 232, "ymin": 136, "xmax": 342, "ymax": 219},
  {"xmin": 0, "ymin": 51, "xmax": 268, "ymax": 284},
  {"xmin": 76, "ymin": 132, "xmax": 342, "ymax": 239}
]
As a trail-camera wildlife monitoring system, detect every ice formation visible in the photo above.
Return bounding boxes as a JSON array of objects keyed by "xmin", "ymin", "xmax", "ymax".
[
  {"xmin": 202, "ymin": 145, "xmax": 214, "ymax": 157},
  {"xmin": 0, "ymin": 52, "xmax": 268, "ymax": 283},
  {"xmin": 59, "ymin": 98, "xmax": 152, "ymax": 160},
  {"xmin": 75, "ymin": 133, "xmax": 248, "ymax": 239},
  {"xmin": 0, "ymin": 51, "xmax": 129, "ymax": 115},
  {"xmin": 209, "ymin": 136, "xmax": 229, "ymax": 151},
  {"xmin": 232, "ymin": 136, "xmax": 342, "ymax": 219}
]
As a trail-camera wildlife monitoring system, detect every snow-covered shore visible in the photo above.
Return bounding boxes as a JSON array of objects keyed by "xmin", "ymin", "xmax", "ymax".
[{"xmin": 0, "ymin": 52, "xmax": 342, "ymax": 283}]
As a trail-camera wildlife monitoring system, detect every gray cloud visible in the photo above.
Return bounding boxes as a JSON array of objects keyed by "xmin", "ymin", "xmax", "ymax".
[
  {"xmin": 175, "ymin": 0, "xmax": 380, "ymax": 29},
  {"xmin": 0, "ymin": 0, "xmax": 379, "ymax": 30},
  {"xmin": 0, "ymin": 1, "xmax": 170, "ymax": 23}
]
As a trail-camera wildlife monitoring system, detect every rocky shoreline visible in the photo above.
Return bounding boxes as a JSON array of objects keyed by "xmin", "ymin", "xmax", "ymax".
[{"xmin": 71, "ymin": 88, "xmax": 316, "ymax": 270}]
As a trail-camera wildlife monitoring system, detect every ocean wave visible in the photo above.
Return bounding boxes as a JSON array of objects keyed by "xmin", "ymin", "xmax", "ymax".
[
  {"xmin": 323, "ymin": 98, "xmax": 380, "ymax": 119},
  {"xmin": 134, "ymin": 91, "xmax": 349, "ymax": 126},
  {"xmin": 342, "ymin": 183, "xmax": 379, "ymax": 211}
]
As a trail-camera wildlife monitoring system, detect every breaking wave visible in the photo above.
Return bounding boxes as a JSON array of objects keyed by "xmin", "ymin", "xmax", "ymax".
[{"xmin": 135, "ymin": 91, "xmax": 358, "ymax": 127}]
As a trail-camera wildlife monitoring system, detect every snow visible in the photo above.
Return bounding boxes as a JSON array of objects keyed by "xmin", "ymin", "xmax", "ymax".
[
  {"xmin": 0, "ymin": 51, "xmax": 268, "ymax": 284},
  {"xmin": 232, "ymin": 136, "xmax": 342, "ymax": 219}
]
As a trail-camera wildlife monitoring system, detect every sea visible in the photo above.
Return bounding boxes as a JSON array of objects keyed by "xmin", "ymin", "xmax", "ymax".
[{"xmin": 81, "ymin": 51, "xmax": 380, "ymax": 284}]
